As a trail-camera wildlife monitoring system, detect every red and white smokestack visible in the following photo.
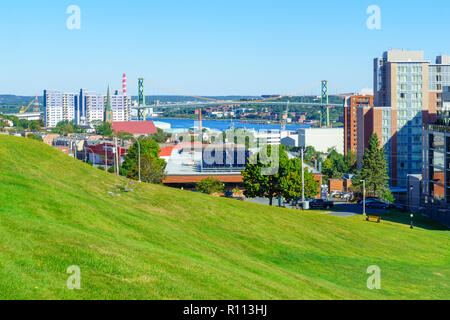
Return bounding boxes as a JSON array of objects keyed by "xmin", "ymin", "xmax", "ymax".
[{"xmin": 122, "ymin": 73, "xmax": 127, "ymax": 95}]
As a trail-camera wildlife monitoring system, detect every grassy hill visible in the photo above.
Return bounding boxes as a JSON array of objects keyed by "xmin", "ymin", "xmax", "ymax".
[{"xmin": 0, "ymin": 135, "xmax": 448, "ymax": 300}]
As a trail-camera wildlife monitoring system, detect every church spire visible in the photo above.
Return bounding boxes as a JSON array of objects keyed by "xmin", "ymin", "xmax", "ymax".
[
  {"xmin": 105, "ymin": 85, "xmax": 113, "ymax": 123},
  {"xmin": 106, "ymin": 85, "xmax": 112, "ymax": 111}
]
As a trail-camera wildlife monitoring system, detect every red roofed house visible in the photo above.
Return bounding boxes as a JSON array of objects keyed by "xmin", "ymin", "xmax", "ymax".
[
  {"xmin": 159, "ymin": 145, "xmax": 175, "ymax": 161},
  {"xmin": 112, "ymin": 121, "xmax": 157, "ymax": 136}
]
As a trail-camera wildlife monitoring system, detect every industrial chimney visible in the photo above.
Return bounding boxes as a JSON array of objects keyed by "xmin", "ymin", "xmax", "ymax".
[{"xmin": 122, "ymin": 73, "xmax": 127, "ymax": 96}]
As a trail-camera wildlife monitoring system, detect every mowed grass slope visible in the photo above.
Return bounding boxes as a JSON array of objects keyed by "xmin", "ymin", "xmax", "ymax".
[{"xmin": 0, "ymin": 135, "xmax": 448, "ymax": 300}]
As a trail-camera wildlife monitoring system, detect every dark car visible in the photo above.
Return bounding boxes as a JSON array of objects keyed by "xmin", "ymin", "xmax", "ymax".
[
  {"xmin": 357, "ymin": 197, "xmax": 379, "ymax": 205},
  {"xmin": 224, "ymin": 190, "xmax": 234, "ymax": 198},
  {"xmin": 366, "ymin": 201, "xmax": 389, "ymax": 209},
  {"xmin": 309, "ymin": 199, "xmax": 334, "ymax": 209}
]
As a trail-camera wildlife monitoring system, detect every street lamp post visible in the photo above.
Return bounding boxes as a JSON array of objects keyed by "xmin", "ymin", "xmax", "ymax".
[
  {"xmin": 301, "ymin": 147, "xmax": 305, "ymax": 204},
  {"xmin": 129, "ymin": 136, "xmax": 141, "ymax": 183},
  {"xmin": 361, "ymin": 180, "xmax": 366, "ymax": 218},
  {"xmin": 408, "ymin": 186, "xmax": 413, "ymax": 213},
  {"xmin": 410, "ymin": 214, "xmax": 414, "ymax": 229}
]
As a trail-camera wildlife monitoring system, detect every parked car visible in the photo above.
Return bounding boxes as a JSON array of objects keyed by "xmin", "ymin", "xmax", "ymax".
[
  {"xmin": 224, "ymin": 190, "xmax": 234, "ymax": 198},
  {"xmin": 291, "ymin": 199, "xmax": 313, "ymax": 206},
  {"xmin": 357, "ymin": 198, "xmax": 379, "ymax": 205},
  {"xmin": 309, "ymin": 199, "xmax": 334, "ymax": 209},
  {"xmin": 366, "ymin": 201, "xmax": 389, "ymax": 209},
  {"xmin": 331, "ymin": 191, "xmax": 343, "ymax": 198}
]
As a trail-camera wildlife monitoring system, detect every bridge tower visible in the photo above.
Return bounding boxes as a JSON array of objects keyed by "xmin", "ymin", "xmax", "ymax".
[
  {"xmin": 321, "ymin": 80, "xmax": 330, "ymax": 127},
  {"xmin": 137, "ymin": 78, "xmax": 146, "ymax": 121}
]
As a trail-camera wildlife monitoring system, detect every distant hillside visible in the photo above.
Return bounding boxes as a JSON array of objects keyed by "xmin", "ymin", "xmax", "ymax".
[
  {"xmin": 0, "ymin": 135, "xmax": 448, "ymax": 299},
  {"xmin": 0, "ymin": 95, "xmax": 39, "ymax": 104}
]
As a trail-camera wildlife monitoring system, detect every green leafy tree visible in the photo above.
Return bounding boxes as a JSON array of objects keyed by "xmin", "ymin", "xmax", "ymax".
[
  {"xmin": 52, "ymin": 120, "xmax": 85, "ymax": 135},
  {"xmin": 93, "ymin": 121, "xmax": 113, "ymax": 137},
  {"xmin": 280, "ymin": 159, "xmax": 320, "ymax": 203},
  {"xmin": 196, "ymin": 177, "xmax": 224, "ymax": 194},
  {"xmin": 321, "ymin": 148, "xmax": 356, "ymax": 180},
  {"xmin": 27, "ymin": 134, "xmax": 43, "ymax": 141},
  {"xmin": 129, "ymin": 155, "xmax": 167, "ymax": 184},
  {"xmin": 381, "ymin": 188, "xmax": 395, "ymax": 204},
  {"xmin": 122, "ymin": 138, "xmax": 166, "ymax": 178},
  {"xmin": 0, "ymin": 119, "xmax": 8, "ymax": 130},
  {"xmin": 241, "ymin": 145, "xmax": 289, "ymax": 206},
  {"xmin": 352, "ymin": 133, "xmax": 390, "ymax": 198},
  {"xmin": 149, "ymin": 128, "xmax": 171, "ymax": 143}
]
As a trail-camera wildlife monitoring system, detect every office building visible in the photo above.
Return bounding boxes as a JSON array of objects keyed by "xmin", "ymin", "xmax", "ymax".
[{"xmin": 298, "ymin": 128, "xmax": 344, "ymax": 154}]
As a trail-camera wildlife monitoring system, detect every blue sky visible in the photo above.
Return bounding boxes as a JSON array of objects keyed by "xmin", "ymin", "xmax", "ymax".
[{"xmin": 2, "ymin": 0, "xmax": 450, "ymax": 96}]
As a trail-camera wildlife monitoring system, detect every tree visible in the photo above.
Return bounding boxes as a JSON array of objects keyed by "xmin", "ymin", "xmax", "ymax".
[
  {"xmin": 93, "ymin": 121, "xmax": 113, "ymax": 137},
  {"xmin": 280, "ymin": 158, "xmax": 320, "ymax": 203},
  {"xmin": 149, "ymin": 127, "xmax": 171, "ymax": 143},
  {"xmin": 196, "ymin": 177, "xmax": 224, "ymax": 194},
  {"xmin": 345, "ymin": 150, "xmax": 358, "ymax": 173},
  {"xmin": 122, "ymin": 137, "xmax": 166, "ymax": 179},
  {"xmin": 321, "ymin": 148, "xmax": 356, "ymax": 180},
  {"xmin": 241, "ymin": 145, "xmax": 289, "ymax": 206},
  {"xmin": 352, "ymin": 133, "xmax": 390, "ymax": 198},
  {"xmin": 27, "ymin": 134, "xmax": 43, "ymax": 142},
  {"xmin": 129, "ymin": 155, "xmax": 166, "ymax": 184},
  {"xmin": 52, "ymin": 120, "xmax": 85, "ymax": 135},
  {"xmin": 0, "ymin": 119, "xmax": 8, "ymax": 131}
]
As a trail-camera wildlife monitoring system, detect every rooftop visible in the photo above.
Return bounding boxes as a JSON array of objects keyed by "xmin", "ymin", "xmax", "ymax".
[{"xmin": 112, "ymin": 121, "xmax": 157, "ymax": 135}]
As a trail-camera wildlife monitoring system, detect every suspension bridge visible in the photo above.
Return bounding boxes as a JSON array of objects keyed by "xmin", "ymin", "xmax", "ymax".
[{"xmin": 131, "ymin": 78, "xmax": 348, "ymax": 127}]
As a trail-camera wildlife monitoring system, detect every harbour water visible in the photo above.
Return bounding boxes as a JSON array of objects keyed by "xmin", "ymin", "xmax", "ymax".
[{"xmin": 146, "ymin": 117, "xmax": 311, "ymax": 132}]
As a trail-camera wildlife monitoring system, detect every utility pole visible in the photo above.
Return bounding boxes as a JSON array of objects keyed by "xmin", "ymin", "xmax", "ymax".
[
  {"xmin": 114, "ymin": 137, "xmax": 119, "ymax": 175},
  {"xmin": 361, "ymin": 180, "xmax": 366, "ymax": 218},
  {"xmin": 105, "ymin": 142, "xmax": 108, "ymax": 172}
]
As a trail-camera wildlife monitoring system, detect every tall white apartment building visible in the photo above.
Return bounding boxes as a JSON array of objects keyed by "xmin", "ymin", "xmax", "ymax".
[
  {"xmin": 84, "ymin": 90, "xmax": 130, "ymax": 125},
  {"xmin": 44, "ymin": 90, "xmax": 77, "ymax": 127},
  {"xmin": 46, "ymin": 84, "xmax": 131, "ymax": 127},
  {"xmin": 62, "ymin": 93, "xmax": 76, "ymax": 123},
  {"xmin": 85, "ymin": 93, "xmax": 106, "ymax": 124},
  {"xmin": 44, "ymin": 90, "xmax": 63, "ymax": 128},
  {"xmin": 111, "ymin": 91, "xmax": 131, "ymax": 122}
]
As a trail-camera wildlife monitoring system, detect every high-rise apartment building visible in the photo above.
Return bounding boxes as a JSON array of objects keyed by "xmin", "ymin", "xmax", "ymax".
[
  {"xmin": 44, "ymin": 90, "xmax": 77, "ymax": 127},
  {"xmin": 85, "ymin": 92, "xmax": 106, "ymax": 125},
  {"xmin": 372, "ymin": 50, "xmax": 430, "ymax": 187},
  {"xmin": 356, "ymin": 50, "xmax": 450, "ymax": 187},
  {"xmin": 62, "ymin": 93, "xmax": 76, "ymax": 123},
  {"xmin": 111, "ymin": 90, "xmax": 131, "ymax": 122},
  {"xmin": 344, "ymin": 94, "xmax": 373, "ymax": 158},
  {"xmin": 429, "ymin": 55, "xmax": 450, "ymax": 122}
]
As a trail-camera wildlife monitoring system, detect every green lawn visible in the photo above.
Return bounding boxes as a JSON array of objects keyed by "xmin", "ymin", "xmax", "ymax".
[{"xmin": 0, "ymin": 135, "xmax": 448, "ymax": 300}]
